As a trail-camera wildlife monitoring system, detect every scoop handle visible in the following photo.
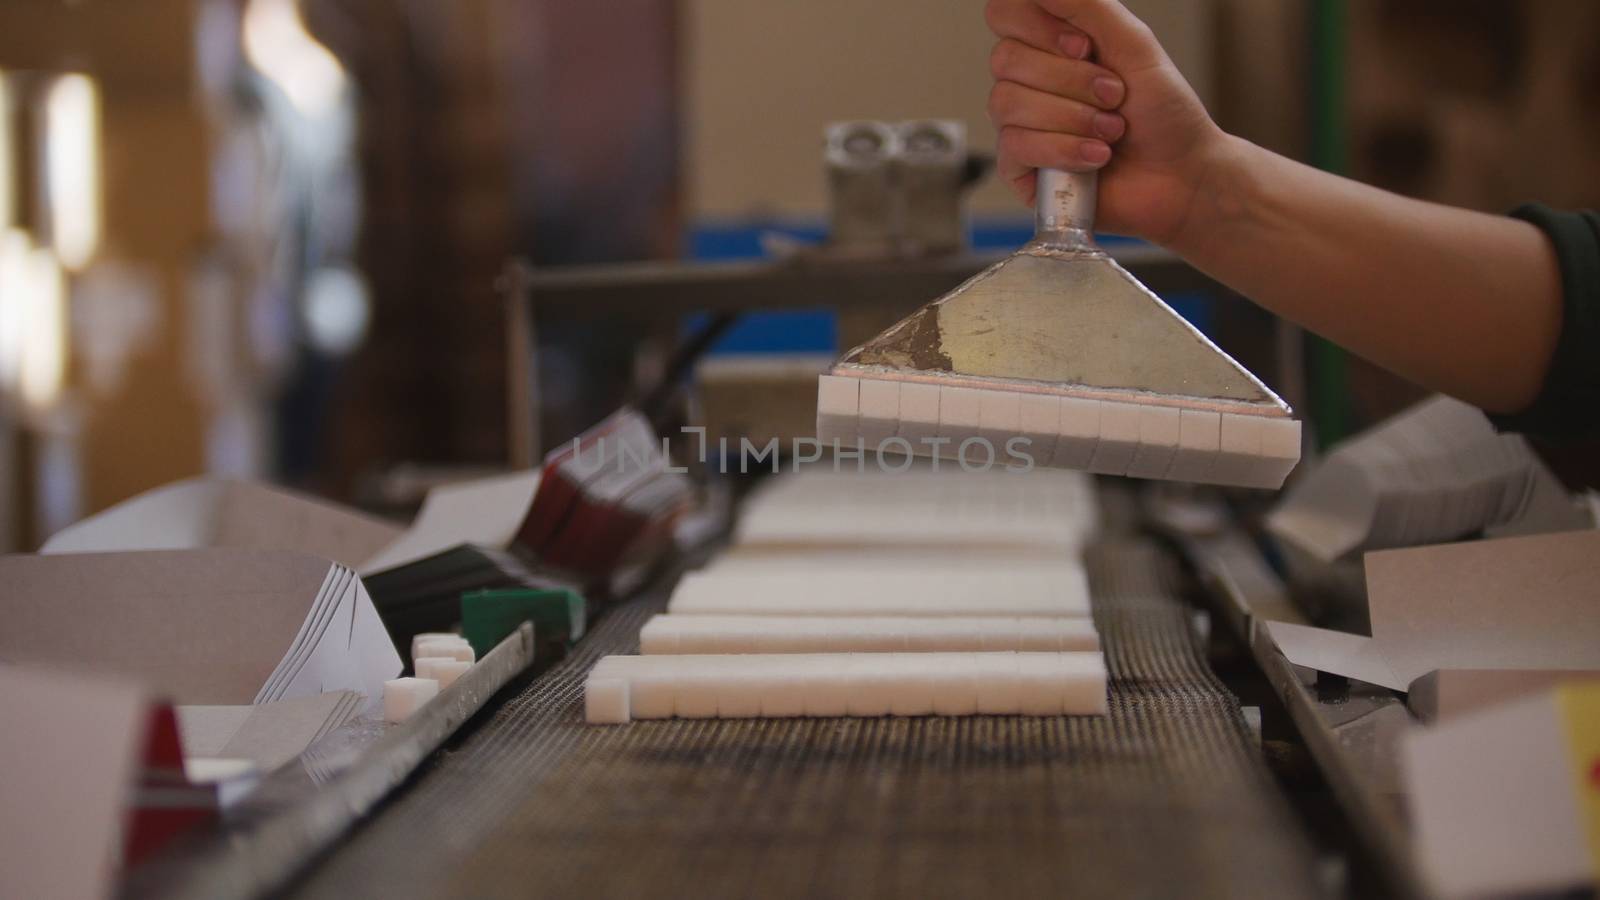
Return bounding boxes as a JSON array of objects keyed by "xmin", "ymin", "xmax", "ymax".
[{"xmin": 1033, "ymin": 168, "xmax": 1098, "ymax": 250}]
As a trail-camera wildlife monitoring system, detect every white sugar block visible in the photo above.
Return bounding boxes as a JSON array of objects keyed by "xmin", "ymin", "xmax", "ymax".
[
  {"xmin": 638, "ymin": 617, "xmax": 678, "ymax": 654},
  {"xmin": 413, "ymin": 657, "xmax": 455, "ymax": 678},
  {"xmin": 742, "ymin": 614, "xmax": 800, "ymax": 650},
  {"xmin": 588, "ymin": 655, "xmax": 636, "ymax": 679},
  {"xmin": 636, "ymin": 615, "xmax": 1099, "ymax": 655},
  {"xmin": 815, "ymin": 374, "xmax": 860, "ymax": 445},
  {"xmin": 1052, "ymin": 620, "xmax": 1101, "ymax": 652},
  {"xmin": 667, "ymin": 568, "xmax": 1092, "ymax": 618},
  {"xmin": 410, "ymin": 632, "xmax": 459, "ymax": 660},
  {"xmin": 413, "ymin": 635, "xmax": 467, "ymax": 650},
  {"xmin": 974, "ymin": 618, "xmax": 1101, "ymax": 652},
  {"xmin": 1166, "ymin": 409, "xmax": 1222, "ymax": 483},
  {"xmin": 413, "ymin": 657, "xmax": 473, "ymax": 690},
  {"xmin": 976, "ymin": 619, "xmax": 1022, "ymax": 651},
  {"xmin": 714, "ymin": 671, "xmax": 763, "ymax": 718},
  {"xmin": 1015, "ymin": 654, "xmax": 1067, "ymax": 715},
  {"xmin": 759, "ymin": 619, "xmax": 823, "ymax": 653},
  {"xmin": 414, "ymin": 639, "xmax": 474, "ymax": 663},
  {"xmin": 1140, "ymin": 410, "xmax": 1302, "ymax": 489},
  {"xmin": 585, "ymin": 653, "xmax": 1108, "ymax": 721},
  {"xmin": 585, "ymin": 678, "xmax": 631, "ymax": 724},
  {"xmin": 885, "ymin": 660, "xmax": 937, "ymax": 715},
  {"xmin": 673, "ymin": 670, "xmax": 721, "ymax": 719},
  {"xmin": 1256, "ymin": 417, "xmax": 1303, "ymax": 488},
  {"xmin": 1016, "ymin": 393, "xmax": 1061, "ymax": 467},
  {"xmin": 754, "ymin": 664, "xmax": 806, "ymax": 717},
  {"xmin": 843, "ymin": 658, "xmax": 895, "ymax": 717},
  {"xmin": 1052, "ymin": 397, "xmax": 1102, "ymax": 469},
  {"xmin": 896, "ymin": 382, "xmax": 942, "ymax": 451},
  {"xmin": 417, "ymin": 658, "xmax": 471, "ymax": 690},
  {"xmin": 857, "ymin": 378, "xmax": 902, "ymax": 449},
  {"xmin": 964, "ymin": 655, "xmax": 998, "ymax": 713},
  {"xmin": 929, "ymin": 656, "xmax": 980, "ymax": 716},
  {"xmin": 975, "ymin": 389, "xmax": 1023, "ymax": 456},
  {"xmin": 802, "ymin": 658, "xmax": 853, "ymax": 717},
  {"xmin": 936, "ymin": 386, "xmax": 985, "ymax": 460},
  {"xmin": 384, "ymin": 677, "xmax": 439, "ymax": 723},
  {"xmin": 973, "ymin": 653, "xmax": 1022, "ymax": 714},
  {"xmin": 862, "ymin": 623, "xmax": 911, "ymax": 652},
  {"xmin": 902, "ymin": 621, "xmax": 950, "ymax": 652},
  {"xmin": 1124, "ymin": 405, "xmax": 1181, "ymax": 480},
  {"xmin": 1209, "ymin": 413, "xmax": 1267, "ymax": 488},
  {"xmin": 736, "ymin": 621, "xmax": 793, "ymax": 646},
  {"xmin": 1087, "ymin": 401, "xmax": 1141, "ymax": 475},
  {"xmin": 630, "ymin": 672, "xmax": 676, "ymax": 719},
  {"xmin": 1055, "ymin": 652, "xmax": 1110, "ymax": 715}
]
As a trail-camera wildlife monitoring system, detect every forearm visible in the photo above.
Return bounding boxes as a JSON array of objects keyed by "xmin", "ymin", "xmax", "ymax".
[{"xmin": 1168, "ymin": 135, "xmax": 1564, "ymax": 415}]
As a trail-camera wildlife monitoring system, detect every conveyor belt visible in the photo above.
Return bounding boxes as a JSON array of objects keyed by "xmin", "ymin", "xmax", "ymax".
[{"xmin": 285, "ymin": 538, "xmax": 1326, "ymax": 899}]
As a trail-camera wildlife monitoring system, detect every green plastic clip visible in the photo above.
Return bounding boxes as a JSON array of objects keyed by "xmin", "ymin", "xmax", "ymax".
[{"xmin": 460, "ymin": 588, "xmax": 587, "ymax": 660}]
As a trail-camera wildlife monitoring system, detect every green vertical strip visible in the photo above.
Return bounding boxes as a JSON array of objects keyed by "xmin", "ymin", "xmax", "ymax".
[{"xmin": 1308, "ymin": 0, "xmax": 1350, "ymax": 448}]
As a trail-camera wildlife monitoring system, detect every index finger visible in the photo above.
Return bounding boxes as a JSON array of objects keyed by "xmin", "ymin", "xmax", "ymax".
[
  {"xmin": 1033, "ymin": 0, "xmax": 1163, "ymax": 68},
  {"xmin": 985, "ymin": 0, "xmax": 1090, "ymax": 55}
]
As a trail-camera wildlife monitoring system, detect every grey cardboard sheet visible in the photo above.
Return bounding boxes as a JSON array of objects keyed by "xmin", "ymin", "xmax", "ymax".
[
  {"xmin": 0, "ymin": 549, "xmax": 401, "ymax": 706},
  {"xmin": 1268, "ymin": 530, "xmax": 1600, "ymax": 690},
  {"xmin": 41, "ymin": 478, "xmax": 403, "ymax": 570}
]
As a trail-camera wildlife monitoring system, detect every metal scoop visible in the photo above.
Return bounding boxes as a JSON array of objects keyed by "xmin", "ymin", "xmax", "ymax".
[{"xmin": 817, "ymin": 168, "xmax": 1301, "ymax": 489}]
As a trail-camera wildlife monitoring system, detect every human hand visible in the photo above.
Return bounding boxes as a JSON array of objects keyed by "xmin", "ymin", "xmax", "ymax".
[{"xmin": 985, "ymin": 0, "xmax": 1230, "ymax": 244}]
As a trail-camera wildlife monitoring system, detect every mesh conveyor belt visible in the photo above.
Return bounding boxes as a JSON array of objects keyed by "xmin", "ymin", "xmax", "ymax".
[{"xmin": 286, "ymin": 539, "xmax": 1325, "ymax": 899}]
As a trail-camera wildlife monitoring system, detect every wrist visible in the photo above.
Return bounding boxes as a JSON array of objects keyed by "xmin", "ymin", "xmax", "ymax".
[{"xmin": 1166, "ymin": 132, "xmax": 1262, "ymax": 259}]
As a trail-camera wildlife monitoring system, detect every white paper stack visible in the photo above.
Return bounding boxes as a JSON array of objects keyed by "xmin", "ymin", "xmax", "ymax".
[
  {"xmin": 1267, "ymin": 396, "xmax": 1591, "ymax": 565},
  {"xmin": 176, "ymin": 691, "xmax": 364, "ymax": 773},
  {"xmin": 0, "ymin": 549, "xmax": 402, "ymax": 709}
]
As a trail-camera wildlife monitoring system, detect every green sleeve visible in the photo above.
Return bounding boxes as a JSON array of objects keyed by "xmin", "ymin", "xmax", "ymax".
[{"xmin": 1486, "ymin": 204, "xmax": 1600, "ymax": 441}]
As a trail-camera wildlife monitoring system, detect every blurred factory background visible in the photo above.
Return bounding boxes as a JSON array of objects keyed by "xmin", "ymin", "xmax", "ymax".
[{"xmin": 0, "ymin": 0, "xmax": 1597, "ymax": 551}]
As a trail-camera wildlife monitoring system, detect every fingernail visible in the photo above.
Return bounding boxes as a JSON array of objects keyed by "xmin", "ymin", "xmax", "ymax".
[
  {"xmin": 1092, "ymin": 76, "xmax": 1124, "ymax": 106},
  {"xmin": 1060, "ymin": 33, "xmax": 1090, "ymax": 60},
  {"xmin": 1093, "ymin": 112, "xmax": 1125, "ymax": 141},
  {"xmin": 1080, "ymin": 141, "xmax": 1112, "ymax": 165}
]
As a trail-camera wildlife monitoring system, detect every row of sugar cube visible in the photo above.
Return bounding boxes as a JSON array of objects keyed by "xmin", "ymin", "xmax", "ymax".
[{"xmin": 384, "ymin": 633, "xmax": 477, "ymax": 723}]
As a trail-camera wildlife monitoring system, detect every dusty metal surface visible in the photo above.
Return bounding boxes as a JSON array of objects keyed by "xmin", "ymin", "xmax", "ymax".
[
  {"xmin": 282, "ymin": 539, "xmax": 1327, "ymax": 900},
  {"xmin": 837, "ymin": 250, "xmax": 1289, "ymax": 411}
]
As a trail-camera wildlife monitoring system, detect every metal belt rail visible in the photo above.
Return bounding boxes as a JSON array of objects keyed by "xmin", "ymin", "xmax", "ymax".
[{"xmin": 1175, "ymin": 527, "xmax": 1428, "ymax": 900}]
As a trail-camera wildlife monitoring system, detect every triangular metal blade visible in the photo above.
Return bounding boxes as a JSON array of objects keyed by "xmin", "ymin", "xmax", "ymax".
[{"xmin": 835, "ymin": 246, "xmax": 1288, "ymax": 413}]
